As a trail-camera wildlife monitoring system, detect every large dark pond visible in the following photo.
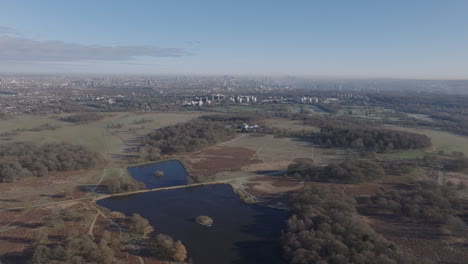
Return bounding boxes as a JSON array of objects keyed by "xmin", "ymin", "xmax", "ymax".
[
  {"xmin": 97, "ymin": 184, "xmax": 287, "ymax": 264},
  {"xmin": 128, "ymin": 160, "xmax": 188, "ymax": 189}
]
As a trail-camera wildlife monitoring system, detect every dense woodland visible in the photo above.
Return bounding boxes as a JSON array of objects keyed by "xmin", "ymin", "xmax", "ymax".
[
  {"xmin": 317, "ymin": 127, "xmax": 431, "ymax": 151},
  {"xmin": 366, "ymin": 181, "xmax": 467, "ymax": 233},
  {"xmin": 288, "ymin": 158, "xmax": 386, "ymax": 183},
  {"xmin": 32, "ymin": 235, "xmax": 116, "ymax": 264},
  {"xmin": 282, "ymin": 186, "xmax": 415, "ymax": 264},
  {"xmin": 420, "ymin": 154, "xmax": 468, "ymax": 171},
  {"xmin": 141, "ymin": 119, "xmax": 233, "ymax": 160},
  {"xmin": 30, "ymin": 213, "xmax": 187, "ymax": 264},
  {"xmin": 0, "ymin": 142, "xmax": 100, "ymax": 182},
  {"xmin": 269, "ymin": 114, "xmax": 431, "ymax": 152}
]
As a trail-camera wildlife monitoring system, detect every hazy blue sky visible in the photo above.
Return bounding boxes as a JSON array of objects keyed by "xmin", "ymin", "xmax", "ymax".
[{"xmin": 0, "ymin": 0, "xmax": 467, "ymax": 78}]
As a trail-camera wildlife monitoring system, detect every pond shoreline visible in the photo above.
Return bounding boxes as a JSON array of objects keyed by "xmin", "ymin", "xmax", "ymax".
[{"xmin": 96, "ymin": 183, "xmax": 287, "ymax": 264}]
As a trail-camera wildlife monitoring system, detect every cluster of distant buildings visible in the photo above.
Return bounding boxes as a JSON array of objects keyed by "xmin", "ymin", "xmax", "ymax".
[
  {"xmin": 77, "ymin": 94, "xmax": 126, "ymax": 104},
  {"xmin": 238, "ymin": 123, "xmax": 262, "ymax": 132},
  {"xmin": 337, "ymin": 93, "xmax": 370, "ymax": 101},
  {"xmin": 182, "ymin": 94, "xmax": 258, "ymax": 106},
  {"xmin": 299, "ymin": 96, "xmax": 319, "ymax": 103}
]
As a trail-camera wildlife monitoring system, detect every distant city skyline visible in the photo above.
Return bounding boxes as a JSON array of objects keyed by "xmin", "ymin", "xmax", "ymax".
[{"xmin": 0, "ymin": 0, "xmax": 468, "ymax": 79}]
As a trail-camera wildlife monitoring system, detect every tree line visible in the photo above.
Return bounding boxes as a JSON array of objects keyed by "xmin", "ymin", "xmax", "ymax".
[
  {"xmin": 0, "ymin": 142, "xmax": 101, "ymax": 182},
  {"xmin": 287, "ymin": 158, "xmax": 386, "ymax": 183},
  {"xmin": 282, "ymin": 186, "xmax": 415, "ymax": 264},
  {"xmin": 60, "ymin": 112, "xmax": 103, "ymax": 123},
  {"xmin": 141, "ymin": 119, "xmax": 233, "ymax": 160},
  {"xmin": 200, "ymin": 113, "xmax": 269, "ymax": 124},
  {"xmin": 317, "ymin": 127, "xmax": 431, "ymax": 152}
]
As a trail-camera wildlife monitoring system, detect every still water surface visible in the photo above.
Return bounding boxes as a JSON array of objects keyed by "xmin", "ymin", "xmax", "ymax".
[
  {"xmin": 99, "ymin": 161, "xmax": 286, "ymax": 264},
  {"xmin": 127, "ymin": 160, "xmax": 188, "ymax": 189}
]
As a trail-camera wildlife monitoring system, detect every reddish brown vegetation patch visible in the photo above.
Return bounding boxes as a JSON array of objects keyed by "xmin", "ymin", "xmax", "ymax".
[
  {"xmin": 367, "ymin": 217, "xmax": 468, "ymax": 264},
  {"xmin": 254, "ymin": 176, "xmax": 301, "ymax": 188},
  {"xmin": 184, "ymin": 147, "xmax": 261, "ymax": 179},
  {"xmin": 0, "ymin": 202, "xmax": 91, "ymax": 256}
]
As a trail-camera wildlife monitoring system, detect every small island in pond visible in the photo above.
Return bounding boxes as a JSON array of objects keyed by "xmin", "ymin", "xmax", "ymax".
[
  {"xmin": 195, "ymin": 215, "xmax": 213, "ymax": 227},
  {"xmin": 154, "ymin": 170, "xmax": 165, "ymax": 177}
]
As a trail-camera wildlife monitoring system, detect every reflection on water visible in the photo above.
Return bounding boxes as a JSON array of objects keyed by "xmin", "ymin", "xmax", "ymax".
[
  {"xmin": 97, "ymin": 184, "xmax": 286, "ymax": 264},
  {"xmin": 128, "ymin": 160, "xmax": 188, "ymax": 189}
]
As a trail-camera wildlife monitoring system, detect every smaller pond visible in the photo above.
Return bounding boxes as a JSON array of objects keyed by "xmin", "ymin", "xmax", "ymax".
[{"xmin": 128, "ymin": 160, "xmax": 188, "ymax": 189}]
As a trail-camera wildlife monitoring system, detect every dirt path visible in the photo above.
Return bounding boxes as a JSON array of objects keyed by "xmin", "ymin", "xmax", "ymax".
[
  {"xmin": 94, "ymin": 180, "xmax": 232, "ymax": 201},
  {"xmin": 218, "ymin": 133, "xmax": 248, "ymax": 146},
  {"xmin": 0, "ymin": 197, "xmax": 91, "ymax": 212}
]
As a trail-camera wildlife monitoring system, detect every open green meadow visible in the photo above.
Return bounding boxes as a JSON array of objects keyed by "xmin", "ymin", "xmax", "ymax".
[
  {"xmin": 0, "ymin": 112, "xmax": 205, "ymax": 156},
  {"xmin": 380, "ymin": 125, "xmax": 468, "ymax": 159},
  {"xmin": 264, "ymin": 118, "xmax": 320, "ymax": 132},
  {"xmin": 336, "ymin": 106, "xmax": 401, "ymax": 121}
]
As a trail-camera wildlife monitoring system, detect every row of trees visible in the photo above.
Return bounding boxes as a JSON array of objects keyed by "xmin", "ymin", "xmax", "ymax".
[
  {"xmin": 200, "ymin": 113, "xmax": 269, "ymax": 124},
  {"xmin": 141, "ymin": 119, "xmax": 233, "ymax": 160},
  {"xmin": 287, "ymin": 158, "xmax": 386, "ymax": 183},
  {"xmin": 0, "ymin": 142, "xmax": 101, "ymax": 182},
  {"xmin": 282, "ymin": 186, "xmax": 415, "ymax": 264},
  {"xmin": 60, "ymin": 112, "xmax": 103, "ymax": 123},
  {"xmin": 366, "ymin": 181, "xmax": 467, "ymax": 233}
]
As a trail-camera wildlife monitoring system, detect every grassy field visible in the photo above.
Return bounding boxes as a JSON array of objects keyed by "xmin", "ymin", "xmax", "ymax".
[
  {"xmin": 0, "ymin": 112, "xmax": 205, "ymax": 156},
  {"xmin": 380, "ymin": 125, "xmax": 468, "ymax": 159},
  {"xmin": 0, "ymin": 115, "xmax": 64, "ymax": 134},
  {"xmin": 404, "ymin": 113, "xmax": 434, "ymax": 122},
  {"xmin": 337, "ymin": 106, "xmax": 401, "ymax": 121},
  {"xmin": 0, "ymin": 111, "xmax": 207, "ymax": 226},
  {"xmin": 223, "ymin": 134, "xmax": 345, "ymax": 166},
  {"xmin": 183, "ymin": 133, "xmax": 346, "ymax": 182},
  {"xmin": 264, "ymin": 118, "xmax": 320, "ymax": 132}
]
